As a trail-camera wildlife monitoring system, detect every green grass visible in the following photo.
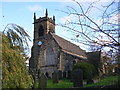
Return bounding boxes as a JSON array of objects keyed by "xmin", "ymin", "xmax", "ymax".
[
  {"xmin": 84, "ymin": 75, "xmax": 119, "ymax": 87},
  {"xmin": 36, "ymin": 79, "xmax": 73, "ymax": 88},
  {"xmin": 47, "ymin": 79, "xmax": 73, "ymax": 88},
  {"xmin": 36, "ymin": 75, "xmax": 119, "ymax": 88}
]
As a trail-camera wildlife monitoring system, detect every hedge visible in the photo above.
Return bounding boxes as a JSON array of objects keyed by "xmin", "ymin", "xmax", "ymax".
[{"xmin": 73, "ymin": 62, "xmax": 97, "ymax": 80}]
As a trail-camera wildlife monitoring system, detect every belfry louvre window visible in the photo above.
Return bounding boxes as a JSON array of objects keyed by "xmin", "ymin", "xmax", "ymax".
[{"xmin": 38, "ymin": 25, "xmax": 44, "ymax": 37}]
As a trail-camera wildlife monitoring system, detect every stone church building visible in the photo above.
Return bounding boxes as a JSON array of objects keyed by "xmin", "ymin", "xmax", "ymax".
[{"xmin": 29, "ymin": 10, "xmax": 88, "ymax": 78}]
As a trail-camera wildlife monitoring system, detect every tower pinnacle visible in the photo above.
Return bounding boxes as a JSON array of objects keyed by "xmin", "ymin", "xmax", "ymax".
[
  {"xmin": 34, "ymin": 12, "xmax": 36, "ymax": 20},
  {"xmin": 53, "ymin": 15, "xmax": 55, "ymax": 21},
  {"xmin": 45, "ymin": 9, "xmax": 48, "ymax": 17}
]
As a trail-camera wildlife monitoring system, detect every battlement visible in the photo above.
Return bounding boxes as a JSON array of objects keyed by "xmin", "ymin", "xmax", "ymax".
[
  {"xmin": 34, "ymin": 16, "xmax": 55, "ymax": 25},
  {"xmin": 33, "ymin": 9, "xmax": 55, "ymax": 25}
]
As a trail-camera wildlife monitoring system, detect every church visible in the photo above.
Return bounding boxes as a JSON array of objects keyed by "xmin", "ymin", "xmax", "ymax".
[{"xmin": 29, "ymin": 9, "xmax": 88, "ymax": 78}]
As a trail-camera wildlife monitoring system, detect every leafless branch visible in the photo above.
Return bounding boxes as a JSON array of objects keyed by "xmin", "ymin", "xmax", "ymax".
[{"xmin": 58, "ymin": 0, "xmax": 119, "ymax": 51}]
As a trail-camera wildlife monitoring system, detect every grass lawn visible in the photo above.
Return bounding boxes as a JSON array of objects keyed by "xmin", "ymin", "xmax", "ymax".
[
  {"xmin": 47, "ymin": 79, "xmax": 73, "ymax": 88},
  {"xmin": 84, "ymin": 75, "xmax": 119, "ymax": 87},
  {"xmin": 36, "ymin": 75, "xmax": 119, "ymax": 88}
]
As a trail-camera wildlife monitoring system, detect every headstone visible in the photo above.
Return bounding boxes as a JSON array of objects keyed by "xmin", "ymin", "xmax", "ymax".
[
  {"xmin": 115, "ymin": 67, "xmax": 120, "ymax": 74},
  {"xmin": 52, "ymin": 70, "xmax": 59, "ymax": 83},
  {"xmin": 45, "ymin": 72, "xmax": 49, "ymax": 78},
  {"xmin": 72, "ymin": 69, "xmax": 83, "ymax": 87},
  {"xmin": 68, "ymin": 70, "xmax": 72, "ymax": 79},
  {"xmin": 38, "ymin": 69, "xmax": 41, "ymax": 78},
  {"xmin": 87, "ymin": 74, "xmax": 94, "ymax": 84},
  {"xmin": 66, "ymin": 71, "xmax": 68, "ymax": 78},
  {"xmin": 63, "ymin": 71, "xmax": 66, "ymax": 78},
  {"xmin": 38, "ymin": 73, "xmax": 47, "ymax": 88},
  {"xmin": 58, "ymin": 70, "xmax": 63, "ymax": 80},
  {"xmin": 87, "ymin": 79, "xmax": 94, "ymax": 84},
  {"xmin": 93, "ymin": 79, "xmax": 100, "ymax": 83},
  {"xmin": 83, "ymin": 81, "xmax": 87, "ymax": 85}
]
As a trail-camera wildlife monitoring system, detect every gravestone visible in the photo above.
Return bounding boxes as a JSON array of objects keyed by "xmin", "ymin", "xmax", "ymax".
[
  {"xmin": 38, "ymin": 69, "xmax": 41, "ymax": 78},
  {"xmin": 52, "ymin": 70, "xmax": 59, "ymax": 83},
  {"xmin": 63, "ymin": 71, "xmax": 69, "ymax": 78},
  {"xmin": 93, "ymin": 79, "xmax": 100, "ymax": 83},
  {"xmin": 63, "ymin": 71, "xmax": 66, "ymax": 78},
  {"xmin": 87, "ymin": 78, "xmax": 94, "ymax": 84},
  {"xmin": 38, "ymin": 73, "xmax": 47, "ymax": 88},
  {"xmin": 45, "ymin": 72, "xmax": 49, "ymax": 78},
  {"xmin": 87, "ymin": 74, "xmax": 94, "ymax": 84},
  {"xmin": 72, "ymin": 69, "xmax": 83, "ymax": 87},
  {"xmin": 58, "ymin": 70, "xmax": 63, "ymax": 80},
  {"xmin": 68, "ymin": 70, "xmax": 72, "ymax": 79},
  {"xmin": 115, "ymin": 67, "xmax": 120, "ymax": 74}
]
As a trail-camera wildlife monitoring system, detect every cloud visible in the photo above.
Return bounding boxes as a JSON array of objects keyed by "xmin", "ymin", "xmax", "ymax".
[
  {"xmin": 109, "ymin": 13, "xmax": 119, "ymax": 24},
  {"xmin": 28, "ymin": 5, "xmax": 42, "ymax": 12},
  {"xmin": 60, "ymin": 14, "xmax": 77, "ymax": 24},
  {"xmin": 60, "ymin": 16, "xmax": 71, "ymax": 24}
]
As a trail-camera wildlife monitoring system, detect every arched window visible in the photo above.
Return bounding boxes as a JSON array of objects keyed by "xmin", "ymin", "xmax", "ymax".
[
  {"xmin": 38, "ymin": 25, "xmax": 44, "ymax": 37},
  {"xmin": 46, "ymin": 47, "xmax": 55, "ymax": 65}
]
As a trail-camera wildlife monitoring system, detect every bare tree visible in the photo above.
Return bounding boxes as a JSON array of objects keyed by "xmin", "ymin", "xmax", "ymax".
[{"xmin": 58, "ymin": 0, "xmax": 119, "ymax": 52}]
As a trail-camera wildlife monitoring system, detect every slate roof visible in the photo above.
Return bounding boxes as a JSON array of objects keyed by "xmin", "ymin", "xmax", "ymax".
[
  {"xmin": 51, "ymin": 33, "xmax": 87, "ymax": 59},
  {"xmin": 86, "ymin": 51, "xmax": 101, "ymax": 62}
]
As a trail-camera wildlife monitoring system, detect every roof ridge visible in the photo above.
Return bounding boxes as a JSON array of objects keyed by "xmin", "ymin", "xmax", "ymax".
[
  {"xmin": 51, "ymin": 33, "xmax": 80, "ymax": 47},
  {"xmin": 50, "ymin": 32, "xmax": 87, "ymax": 59}
]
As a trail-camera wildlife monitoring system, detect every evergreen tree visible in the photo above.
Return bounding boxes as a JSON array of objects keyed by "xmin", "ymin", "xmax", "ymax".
[{"xmin": 2, "ymin": 24, "xmax": 33, "ymax": 88}]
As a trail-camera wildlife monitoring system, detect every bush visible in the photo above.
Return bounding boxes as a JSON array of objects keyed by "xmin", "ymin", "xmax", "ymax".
[{"xmin": 73, "ymin": 62, "xmax": 96, "ymax": 80}]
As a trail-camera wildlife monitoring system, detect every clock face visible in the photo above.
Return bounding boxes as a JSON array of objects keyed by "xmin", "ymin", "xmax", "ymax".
[{"xmin": 38, "ymin": 41, "xmax": 42, "ymax": 46}]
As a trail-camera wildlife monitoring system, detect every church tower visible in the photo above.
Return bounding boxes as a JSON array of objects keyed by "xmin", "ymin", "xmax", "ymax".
[
  {"xmin": 29, "ymin": 9, "xmax": 55, "ymax": 73},
  {"xmin": 33, "ymin": 9, "xmax": 55, "ymax": 44}
]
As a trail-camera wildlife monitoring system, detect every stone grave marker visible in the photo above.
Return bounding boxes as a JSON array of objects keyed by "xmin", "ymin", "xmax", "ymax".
[
  {"xmin": 68, "ymin": 70, "xmax": 72, "ymax": 79},
  {"xmin": 115, "ymin": 67, "xmax": 120, "ymax": 74},
  {"xmin": 58, "ymin": 70, "xmax": 63, "ymax": 80},
  {"xmin": 38, "ymin": 73, "xmax": 47, "ymax": 88},
  {"xmin": 63, "ymin": 71, "xmax": 66, "ymax": 78},
  {"xmin": 87, "ymin": 74, "xmax": 94, "ymax": 84},
  {"xmin": 93, "ymin": 79, "xmax": 100, "ymax": 83},
  {"xmin": 38, "ymin": 69, "xmax": 41, "ymax": 78},
  {"xmin": 72, "ymin": 69, "xmax": 83, "ymax": 87},
  {"xmin": 52, "ymin": 70, "xmax": 59, "ymax": 83},
  {"xmin": 87, "ymin": 78, "xmax": 94, "ymax": 84}
]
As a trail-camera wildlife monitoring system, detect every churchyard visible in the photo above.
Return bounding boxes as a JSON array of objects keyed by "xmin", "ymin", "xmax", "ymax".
[
  {"xmin": 34, "ymin": 74, "xmax": 119, "ymax": 88},
  {"xmin": 31, "ymin": 66, "xmax": 119, "ymax": 89},
  {"xmin": 30, "ymin": 61, "xmax": 120, "ymax": 89}
]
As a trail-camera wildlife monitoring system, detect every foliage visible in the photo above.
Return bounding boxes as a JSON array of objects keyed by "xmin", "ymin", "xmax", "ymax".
[
  {"xmin": 102, "ymin": 55, "xmax": 111, "ymax": 63},
  {"xmin": 3, "ymin": 23, "xmax": 31, "ymax": 55},
  {"xmin": 101, "ymin": 53, "xmax": 119, "ymax": 74},
  {"xmin": 2, "ymin": 33, "xmax": 33, "ymax": 88},
  {"xmin": 73, "ymin": 62, "xmax": 96, "ymax": 80}
]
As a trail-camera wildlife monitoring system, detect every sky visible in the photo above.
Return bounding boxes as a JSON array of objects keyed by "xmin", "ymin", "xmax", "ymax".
[
  {"xmin": 0, "ymin": 0, "xmax": 118, "ymax": 56},
  {"xmin": 1, "ymin": 2, "xmax": 76, "ymax": 52}
]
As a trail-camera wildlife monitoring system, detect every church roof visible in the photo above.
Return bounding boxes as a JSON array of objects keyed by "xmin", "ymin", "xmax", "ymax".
[{"xmin": 51, "ymin": 33, "xmax": 87, "ymax": 59}]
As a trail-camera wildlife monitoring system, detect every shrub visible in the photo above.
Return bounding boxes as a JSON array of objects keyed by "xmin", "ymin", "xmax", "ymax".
[{"xmin": 73, "ymin": 62, "xmax": 96, "ymax": 80}]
